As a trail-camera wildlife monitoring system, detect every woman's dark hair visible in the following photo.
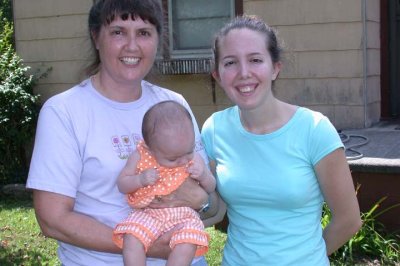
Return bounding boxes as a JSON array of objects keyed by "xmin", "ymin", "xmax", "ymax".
[
  {"xmin": 212, "ymin": 15, "xmax": 282, "ymax": 75},
  {"xmin": 85, "ymin": 0, "xmax": 163, "ymax": 76}
]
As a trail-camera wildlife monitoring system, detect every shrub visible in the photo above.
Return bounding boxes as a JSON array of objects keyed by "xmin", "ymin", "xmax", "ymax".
[
  {"xmin": 322, "ymin": 185, "xmax": 400, "ymax": 265},
  {"xmin": 0, "ymin": 0, "xmax": 12, "ymax": 23},
  {"xmin": 0, "ymin": 14, "xmax": 41, "ymax": 185}
]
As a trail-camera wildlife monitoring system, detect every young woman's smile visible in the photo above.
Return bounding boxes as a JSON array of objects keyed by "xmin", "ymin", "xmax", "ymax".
[{"xmin": 215, "ymin": 28, "xmax": 280, "ymax": 111}]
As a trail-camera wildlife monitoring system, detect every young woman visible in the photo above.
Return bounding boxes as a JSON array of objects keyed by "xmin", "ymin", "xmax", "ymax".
[
  {"xmin": 27, "ymin": 1, "xmax": 218, "ymax": 265},
  {"xmin": 202, "ymin": 15, "xmax": 362, "ymax": 265}
]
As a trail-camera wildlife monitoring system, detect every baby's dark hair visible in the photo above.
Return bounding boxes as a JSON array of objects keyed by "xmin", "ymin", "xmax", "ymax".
[
  {"xmin": 142, "ymin": 101, "xmax": 193, "ymax": 148},
  {"xmin": 86, "ymin": 0, "xmax": 163, "ymax": 76},
  {"xmin": 212, "ymin": 15, "xmax": 282, "ymax": 75}
]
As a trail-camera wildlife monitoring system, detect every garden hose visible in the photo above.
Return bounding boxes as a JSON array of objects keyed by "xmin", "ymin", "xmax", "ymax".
[{"xmin": 338, "ymin": 131, "xmax": 369, "ymax": 161}]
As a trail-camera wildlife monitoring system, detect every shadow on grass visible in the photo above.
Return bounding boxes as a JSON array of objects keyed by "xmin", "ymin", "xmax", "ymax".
[
  {"xmin": 0, "ymin": 194, "xmax": 33, "ymax": 210},
  {"xmin": 0, "ymin": 246, "xmax": 56, "ymax": 266}
]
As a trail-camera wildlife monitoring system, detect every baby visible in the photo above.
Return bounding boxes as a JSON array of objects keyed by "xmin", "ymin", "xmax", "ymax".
[{"xmin": 113, "ymin": 100, "xmax": 216, "ymax": 266}]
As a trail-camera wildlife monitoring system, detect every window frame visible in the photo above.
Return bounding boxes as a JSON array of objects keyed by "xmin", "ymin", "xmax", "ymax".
[
  {"xmin": 167, "ymin": 0, "xmax": 235, "ymax": 59},
  {"xmin": 157, "ymin": 0, "xmax": 243, "ymax": 74}
]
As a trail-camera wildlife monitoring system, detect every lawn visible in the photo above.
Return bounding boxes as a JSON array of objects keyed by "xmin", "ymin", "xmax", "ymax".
[
  {"xmin": 0, "ymin": 197, "xmax": 59, "ymax": 266},
  {"xmin": 0, "ymin": 196, "xmax": 225, "ymax": 266},
  {"xmin": 1, "ymin": 195, "xmax": 399, "ymax": 266}
]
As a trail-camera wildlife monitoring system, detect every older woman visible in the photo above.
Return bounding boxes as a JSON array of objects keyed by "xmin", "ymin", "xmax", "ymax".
[{"xmin": 27, "ymin": 1, "xmax": 218, "ymax": 265}]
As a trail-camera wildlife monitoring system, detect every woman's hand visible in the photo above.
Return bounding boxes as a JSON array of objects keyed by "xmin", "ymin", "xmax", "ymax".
[{"xmin": 148, "ymin": 178, "xmax": 208, "ymax": 210}]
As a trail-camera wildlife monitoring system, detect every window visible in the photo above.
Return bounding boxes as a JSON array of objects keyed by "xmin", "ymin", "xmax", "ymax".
[
  {"xmin": 156, "ymin": 0, "xmax": 242, "ymax": 74},
  {"xmin": 168, "ymin": 0, "xmax": 234, "ymax": 58}
]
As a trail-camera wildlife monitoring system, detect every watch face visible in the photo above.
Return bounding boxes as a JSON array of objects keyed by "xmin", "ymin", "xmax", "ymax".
[{"xmin": 200, "ymin": 202, "xmax": 210, "ymax": 213}]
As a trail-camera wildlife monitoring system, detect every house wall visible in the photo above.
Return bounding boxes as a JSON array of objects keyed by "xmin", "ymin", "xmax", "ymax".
[
  {"xmin": 244, "ymin": 0, "xmax": 380, "ymax": 129},
  {"xmin": 12, "ymin": 0, "xmax": 93, "ymax": 97},
  {"xmin": 13, "ymin": 0, "xmax": 381, "ymax": 129}
]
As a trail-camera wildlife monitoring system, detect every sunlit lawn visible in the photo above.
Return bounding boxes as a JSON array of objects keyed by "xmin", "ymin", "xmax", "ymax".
[
  {"xmin": 0, "ymin": 196, "xmax": 226, "ymax": 266},
  {"xmin": 1, "ymin": 196, "xmax": 399, "ymax": 266},
  {"xmin": 0, "ymin": 197, "xmax": 60, "ymax": 266}
]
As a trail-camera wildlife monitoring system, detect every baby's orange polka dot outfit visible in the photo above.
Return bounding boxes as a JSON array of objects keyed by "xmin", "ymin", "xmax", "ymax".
[{"xmin": 112, "ymin": 141, "xmax": 209, "ymax": 256}]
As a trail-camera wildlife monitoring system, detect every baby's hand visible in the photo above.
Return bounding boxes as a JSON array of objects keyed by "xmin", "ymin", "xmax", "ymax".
[
  {"xmin": 187, "ymin": 153, "xmax": 205, "ymax": 180},
  {"xmin": 140, "ymin": 168, "xmax": 159, "ymax": 186}
]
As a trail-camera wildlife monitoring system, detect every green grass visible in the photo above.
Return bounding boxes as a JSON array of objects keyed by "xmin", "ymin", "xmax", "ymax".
[
  {"xmin": 1, "ymin": 196, "xmax": 399, "ymax": 266},
  {"xmin": 0, "ymin": 196, "xmax": 225, "ymax": 266},
  {"xmin": 205, "ymin": 227, "xmax": 226, "ymax": 266},
  {"xmin": 0, "ymin": 197, "xmax": 60, "ymax": 266}
]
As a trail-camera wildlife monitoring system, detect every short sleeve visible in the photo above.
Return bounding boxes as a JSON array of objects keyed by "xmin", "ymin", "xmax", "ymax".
[
  {"xmin": 26, "ymin": 104, "xmax": 83, "ymax": 198},
  {"xmin": 309, "ymin": 115, "xmax": 344, "ymax": 166}
]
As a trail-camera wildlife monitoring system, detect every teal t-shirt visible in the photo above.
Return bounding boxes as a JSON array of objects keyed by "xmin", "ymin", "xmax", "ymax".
[{"xmin": 201, "ymin": 106, "xmax": 343, "ymax": 266}]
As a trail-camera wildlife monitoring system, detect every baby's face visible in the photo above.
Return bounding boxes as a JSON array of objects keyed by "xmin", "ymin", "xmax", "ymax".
[{"xmin": 151, "ymin": 125, "xmax": 195, "ymax": 168}]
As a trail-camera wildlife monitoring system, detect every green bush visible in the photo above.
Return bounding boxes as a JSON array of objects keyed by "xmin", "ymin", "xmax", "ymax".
[
  {"xmin": 0, "ymin": 11, "xmax": 41, "ymax": 185},
  {"xmin": 0, "ymin": 0, "xmax": 12, "ymax": 23}
]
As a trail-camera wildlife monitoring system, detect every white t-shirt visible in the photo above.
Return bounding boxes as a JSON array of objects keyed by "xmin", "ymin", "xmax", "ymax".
[{"xmin": 27, "ymin": 78, "xmax": 207, "ymax": 266}]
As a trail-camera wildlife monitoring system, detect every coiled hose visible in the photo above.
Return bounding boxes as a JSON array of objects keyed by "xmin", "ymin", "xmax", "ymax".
[{"xmin": 338, "ymin": 131, "xmax": 369, "ymax": 161}]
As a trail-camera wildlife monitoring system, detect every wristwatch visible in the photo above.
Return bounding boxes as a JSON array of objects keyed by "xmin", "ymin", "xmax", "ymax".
[{"xmin": 198, "ymin": 195, "xmax": 211, "ymax": 213}]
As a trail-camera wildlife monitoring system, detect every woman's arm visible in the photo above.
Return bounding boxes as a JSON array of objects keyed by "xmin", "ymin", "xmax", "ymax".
[
  {"xmin": 33, "ymin": 190, "xmax": 120, "ymax": 253},
  {"xmin": 147, "ymin": 182, "xmax": 223, "ymax": 227},
  {"xmin": 148, "ymin": 178, "xmax": 208, "ymax": 210},
  {"xmin": 201, "ymin": 192, "xmax": 227, "ymax": 227},
  {"xmin": 33, "ymin": 189, "xmax": 174, "ymax": 259},
  {"xmin": 199, "ymin": 159, "xmax": 226, "ymax": 227},
  {"xmin": 315, "ymin": 148, "xmax": 362, "ymax": 255}
]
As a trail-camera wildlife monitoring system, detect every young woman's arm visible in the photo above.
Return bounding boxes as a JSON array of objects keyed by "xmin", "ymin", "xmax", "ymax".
[
  {"xmin": 199, "ymin": 159, "xmax": 226, "ymax": 227},
  {"xmin": 315, "ymin": 148, "xmax": 362, "ymax": 255},
  {"xmin": 201, "ymin": 192, "xmax": 227, "ymax": 227}
]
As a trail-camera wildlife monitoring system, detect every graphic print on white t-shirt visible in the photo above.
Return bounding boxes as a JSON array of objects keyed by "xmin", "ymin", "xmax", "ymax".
[{"xmin": 111, "ymin": 133, "xmax": 142, "ymax": 159}]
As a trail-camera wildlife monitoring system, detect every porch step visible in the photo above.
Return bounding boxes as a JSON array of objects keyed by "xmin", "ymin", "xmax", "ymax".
[
  {"xmin": 341, "ymin": 119, "xmax": 400, "ymax": 233},
  {"xmin": 341, "ymin": 118, "xmax": 400, "ymax": 174}
]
